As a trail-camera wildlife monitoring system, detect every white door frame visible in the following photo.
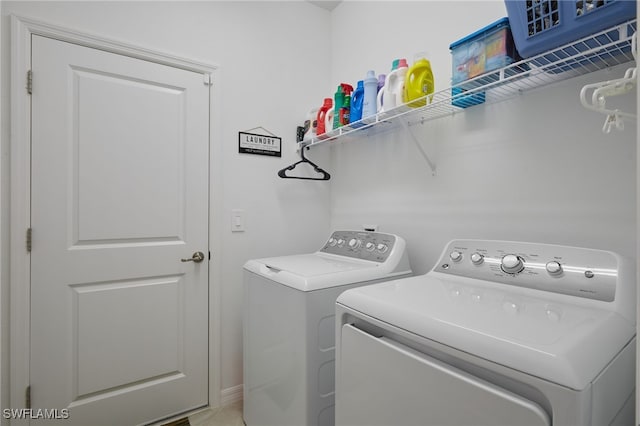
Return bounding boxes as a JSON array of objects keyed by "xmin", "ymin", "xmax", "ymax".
[{"xmin": 9, "ymin": 14, "xmax": 223, "ymax": 419}]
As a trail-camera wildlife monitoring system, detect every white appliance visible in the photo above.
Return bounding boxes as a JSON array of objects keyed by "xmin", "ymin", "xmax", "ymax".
[
  {"xmin": 336, "ymin": 239, "xmax": 636, "ymax": 426},
  {"xmin": 243, "ymin": 230, "xmax": 412, "ymax": 426}
]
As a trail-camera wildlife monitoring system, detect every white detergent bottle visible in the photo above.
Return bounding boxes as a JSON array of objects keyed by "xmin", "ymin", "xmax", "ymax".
[
  {"xmin": 304, "ymin": 107, "xmax": 319, "ymax": 140},
  {"xmin": 363, "ymin": 70, "xmax": 378, "ymax": 119},
  {"xmin": 377, "ymin": 59, "xmax": 398, "ymax": 113},
  {"xmin": 383, "ymin": 58, "xmax": 408, "ymax": 111},
  {"xmin": 325, "ymin": 109, "xmax": 334, "ymax": 134}
]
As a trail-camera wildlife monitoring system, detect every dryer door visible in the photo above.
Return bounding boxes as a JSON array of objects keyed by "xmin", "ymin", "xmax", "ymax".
[{"xmin": 337, "ymin": 325, "xmax": 550, "ymax": 426}]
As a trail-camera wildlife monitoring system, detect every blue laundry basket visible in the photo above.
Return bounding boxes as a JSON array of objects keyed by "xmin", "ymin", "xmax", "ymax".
[{"xmin": 505, "ymin": 0, "xmax": 636, "ymax": 59}]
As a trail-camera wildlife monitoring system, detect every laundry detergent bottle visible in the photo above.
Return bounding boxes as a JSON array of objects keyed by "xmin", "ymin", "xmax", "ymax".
[
  {"xmin": 333, "ymin": 85, "xmax": 344, "ymax": 129},
  {"xmin": 316, "ymin": 98, "xmax": 333, "ymax": 136},
  {"xmin": 383, "ymin": 58, "xmax": 408, "ymax": 110},
  {"xmin": 350, "ymin": 80, "xmax": 365, "ymax": 124},
  {"xmin": 304, "ymin": 107, "xmax": 319, "ymax": 140},
  {"xmin": 325, "ymin": 109, "xmax": 334, "ymax": 135},
  {"xmin": 341, "ymin": 93, "xmax": 351, "ymax": 126},
  {"xmin": 377, "ymin": 60, "xmax": 398, "ymax": 113},
  {"xmin": 362, "ymin": 71, "xmax": 378, "ymax": 119},
  {"xmin": 339, "ymin": 84, "xmax": 353, "ymax": 126},
  {"xmin": 404, "ymin": 58, "xmax": 435, "ymax": 108},
  {"xmin": 375, "ymin": 74, "xmax": 386, "ymax": 113}
]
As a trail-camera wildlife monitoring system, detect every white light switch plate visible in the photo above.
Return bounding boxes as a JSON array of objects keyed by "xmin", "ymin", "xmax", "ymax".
[{"xmin": 232, "ymin": 209, "xmax": 245, "ymax": 232}]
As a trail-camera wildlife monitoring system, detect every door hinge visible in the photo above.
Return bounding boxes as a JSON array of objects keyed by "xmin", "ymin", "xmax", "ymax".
[
  {"xmin": 26, "ymin": 385, "xmax": 31, "ymax": 409},
  {"xmin": 27, "ymin": 70, "xmax": 33, "ymax": 95},
  {"xmin": 26, "ymin": 228, "xmax": 32, "ymax": 252}
]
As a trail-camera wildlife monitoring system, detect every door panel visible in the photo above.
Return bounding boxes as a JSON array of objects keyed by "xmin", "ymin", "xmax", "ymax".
[
  {"xmin": 73, "ymin": 276, "xmax": 183, "ymax": 396},
  {"xmin": 337, "ymin": 324, "xmax": 550, "ymax": 426},
  {"xmin": 73, "ymin": 67, "xmax": 186, "ymax": 243},
  {"xmin": 31, "ymin": 35, "xmax": 209, "ymax": 425}
]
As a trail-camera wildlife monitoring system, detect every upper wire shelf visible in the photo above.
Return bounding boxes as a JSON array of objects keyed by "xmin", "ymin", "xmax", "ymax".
[{"xmin": 300, "ymin": 19, "xmax": 637, "ymax": 149}]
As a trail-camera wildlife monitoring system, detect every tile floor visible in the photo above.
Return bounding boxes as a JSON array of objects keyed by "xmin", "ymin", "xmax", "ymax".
[{"xmin": 188, "ymin": 401, "xmax": 244, "ymax": 426}]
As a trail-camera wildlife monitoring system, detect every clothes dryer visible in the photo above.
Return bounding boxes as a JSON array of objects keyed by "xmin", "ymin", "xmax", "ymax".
[
  {"xmin": 243, "ymin": 230, "xmax": 411, "ymax": 426},
  {"xmin": 336, "ymin": 239, "xmax": 636, "ymax": 426}
]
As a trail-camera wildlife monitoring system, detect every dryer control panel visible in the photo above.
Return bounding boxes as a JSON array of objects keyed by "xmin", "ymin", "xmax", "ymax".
[
  {"xmin": 435, "ymin": 239, "xmax": 622, "ymax": 302},
  {"xmin": 320, "ymin": 230, "xmax": 396, "ymax": 263}
]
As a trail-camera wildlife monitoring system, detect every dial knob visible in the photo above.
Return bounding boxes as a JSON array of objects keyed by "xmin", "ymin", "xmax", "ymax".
[
  {"xmin": 501, "ymin": 254, "xmax": 524, "ymax": 274},
  {"xmin": 348, "ymin": 238, "xmax": 362, "ymax": 249},
  {"xmin": 545, "ymin": 261, "xmax": 563, "ymax": 275},
  {"xmin": 470, "ymin": 252, "xmax": 484, "ymax": 265},
  {"xmin": 328, "ymin": 238, "xmax": 337, "ymax": 247},
  {"xmin": 365, "ymin": 242, "xmax": 376, "ymax": 252},
  {"xmin": 337, "ymin": 239, "xmax": 345, "ymax": 247},
  {"xmin": 449, "ymin": 251, "xmax": 462, "ymax": 262},
  {"xmin": 376, "ymin": 243, "xmax": 388, "ymax": 253}
]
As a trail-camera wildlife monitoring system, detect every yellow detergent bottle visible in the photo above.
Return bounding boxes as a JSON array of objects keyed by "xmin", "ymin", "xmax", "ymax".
[{"xmin": 404, "ymin": 58, "xmax": 435, "ymax": 108}]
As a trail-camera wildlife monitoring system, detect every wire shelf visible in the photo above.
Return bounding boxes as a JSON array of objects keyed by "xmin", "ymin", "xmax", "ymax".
[{"xmin": 300, "ymin": 19, "xmax": 636, "ymax": 149}]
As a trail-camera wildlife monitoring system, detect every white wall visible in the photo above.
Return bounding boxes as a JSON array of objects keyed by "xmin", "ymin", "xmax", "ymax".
[
  {"xmin": 330, "ymin": 1, "xmax": 507, "ymax": 93},
  {"xmin": 328, "ymin": 1, "xmax": 637, "ymax": 275},
  {"xmin": 0, "ymin": 0, "xmax": 333, "ymax": 403}
]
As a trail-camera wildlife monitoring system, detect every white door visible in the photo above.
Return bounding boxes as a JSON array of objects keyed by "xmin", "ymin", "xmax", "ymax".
[{"xmin": 30, "ymin": 35, "xmax": 209, "ymax": 425}]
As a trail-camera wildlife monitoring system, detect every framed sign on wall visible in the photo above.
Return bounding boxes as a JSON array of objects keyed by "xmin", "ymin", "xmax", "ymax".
[{"xmin": 238, "ymin": 130, "xmax": 281, "ymax": 157}]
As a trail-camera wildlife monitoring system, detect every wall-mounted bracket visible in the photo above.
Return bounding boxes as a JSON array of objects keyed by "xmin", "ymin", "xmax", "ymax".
[{"xmin": 404, "ymin": 119, "xmax": 437, "ymax": 176}]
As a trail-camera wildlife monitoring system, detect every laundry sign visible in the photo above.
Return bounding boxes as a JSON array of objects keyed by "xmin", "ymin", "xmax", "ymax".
[{"xmin": 238, "ymin": 131, "xmax": 281, "ymax": 157}]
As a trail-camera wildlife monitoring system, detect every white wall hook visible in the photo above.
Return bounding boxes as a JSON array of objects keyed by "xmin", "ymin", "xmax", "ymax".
[{"xmin": 580, "ymin": 33, "xmax": 637, "ymax": 134}]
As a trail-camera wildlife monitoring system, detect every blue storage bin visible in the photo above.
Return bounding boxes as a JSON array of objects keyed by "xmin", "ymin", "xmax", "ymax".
[
  {"xmin": 451, "ymin": 87, "xmax": 486, "ymax": 108},
  {"xmin": 450, "ymin": 18, "xmax": 520, "ymax": 85},
  {"xmin": 450, "ymin": 18, "xmax": 523, "ymax": 108},
  {"xmin": 505, "ymin": 0, "xmax": 636, "ymax": 59}
]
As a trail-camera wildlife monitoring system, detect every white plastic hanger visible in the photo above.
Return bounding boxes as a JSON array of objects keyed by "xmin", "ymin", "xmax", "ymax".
[{"xmin": 579, "ymin": 33, "xmax": 637, "ymax": 133}]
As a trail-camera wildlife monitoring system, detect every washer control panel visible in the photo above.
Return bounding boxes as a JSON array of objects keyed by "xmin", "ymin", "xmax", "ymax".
[
  {"xmin": 321, "ymin": 231, "xmax": 396, "ymax": 263},
  {"xmin": 436, "ymin": 240, "xmax": 619, "ymax": 302}
]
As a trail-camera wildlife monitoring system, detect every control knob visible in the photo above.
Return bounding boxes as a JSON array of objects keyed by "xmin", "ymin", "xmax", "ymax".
[
  {"xmin": 501, "ymin": 254, "xmax": 525, "ymax": 274},
  {"xmin": 328, "ymin": 238, "xmax": 337, "ymax": 247},
  {"xmin": 470, "ymin": 252, "xmax": 484, "ymax": 265},
  {"xmin": 337, "ymin": 239, "xmax": 345, "ymax": 247},
  {"xmin": 348, "ymin": 238, "xmax": 362, "ymax": 249},
  {"xmin": 449, "ymin": 251, "xmax": 462, "ymax": 262},
  {"xmin": 376, "ymin": 243, "xmax": 388, "ymax": 253},
  {"xmin": 365, "ymin": 242, "xmax": 376, "ymax": 252}
]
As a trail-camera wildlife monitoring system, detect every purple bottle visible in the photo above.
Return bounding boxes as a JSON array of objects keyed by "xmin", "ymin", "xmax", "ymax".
[
  {"xmin": 375, "ymin": 74, "xmax": 386, "ymax": 113},
  {"xmin": 378, "ymin": 74, "xmax": 386, "ymax": 93}
]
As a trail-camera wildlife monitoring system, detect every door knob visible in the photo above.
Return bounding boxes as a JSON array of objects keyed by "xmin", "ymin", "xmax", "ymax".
[{"xmin": 181, "ymin": 251, "xmax": 205, "ymax": 263}]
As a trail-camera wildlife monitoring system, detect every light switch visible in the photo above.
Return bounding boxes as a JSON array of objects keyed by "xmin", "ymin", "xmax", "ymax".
[{"xmin": 231, "ymin": 209, "xmax": 245, "ymax": 232}]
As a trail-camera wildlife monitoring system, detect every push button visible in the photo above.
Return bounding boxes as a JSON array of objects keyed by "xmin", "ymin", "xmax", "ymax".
[{"xmin": 545, "ymin": 261, "xmax": 563, "ymax": 275}]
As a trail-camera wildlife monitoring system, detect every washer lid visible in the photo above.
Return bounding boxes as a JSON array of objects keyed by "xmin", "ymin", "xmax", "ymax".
[
  {"xmin": 244, "ymin": 253, "xmax": 409, "ymax": 291},
  {"xmin": 337, "ymin": 273, "xmax": 636, "ymax": 390},
  {"xmin": 259, "ymin": 253, "xmax": 374, "ymax": 275}
]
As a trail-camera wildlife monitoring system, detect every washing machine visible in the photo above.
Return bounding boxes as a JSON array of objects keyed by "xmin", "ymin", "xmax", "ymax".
[
  {"xmin": 336, "ymin": 239, "xmax": 636, "ymax": 426},
  {"xmin": 243, "ymin": 230, "xmax": 412, "ymax": 426}
]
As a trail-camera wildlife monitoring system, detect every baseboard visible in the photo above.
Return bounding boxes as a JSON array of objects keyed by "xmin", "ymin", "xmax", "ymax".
[{"xmin": 220, "ymin": 384, "xmax": 243, "ymax": 406}]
